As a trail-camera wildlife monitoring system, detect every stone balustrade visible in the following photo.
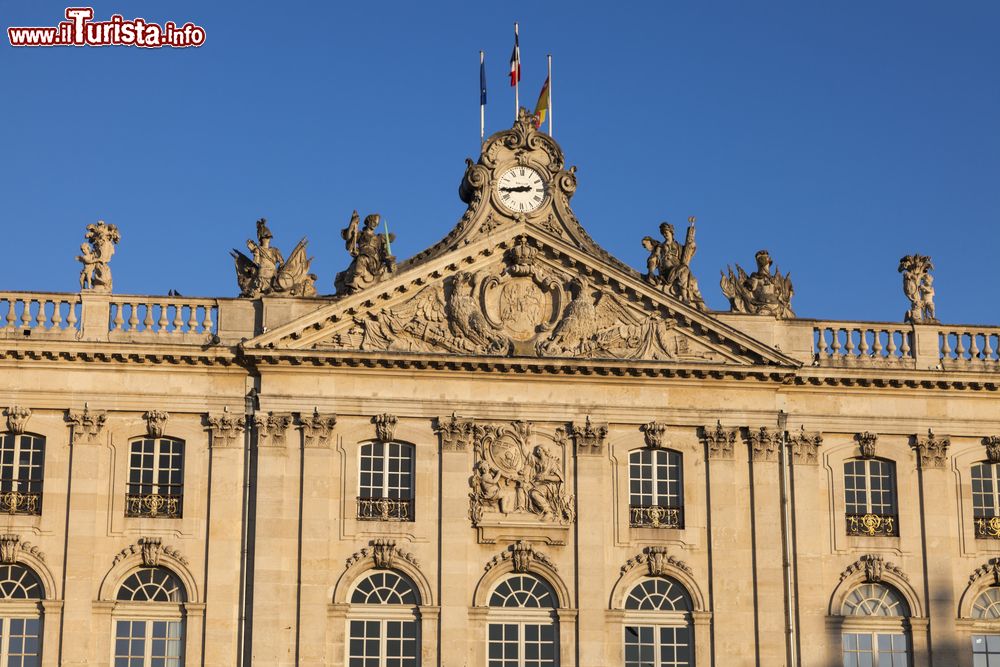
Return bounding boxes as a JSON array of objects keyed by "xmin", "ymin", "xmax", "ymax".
[
  {"xmin": 108, "ymin": 296, "xmax": 219, "ymax": 337},
  {"xmin": 812, "ymin": 323, "xmax": 914, "ymax": 367},
  {"xmin": 0, "ymin": 293, "xmax": 80, "ymax": 334},
  {"xmin": 939, "ymin": 327, "xmax": 1000, "ymax": 370}
]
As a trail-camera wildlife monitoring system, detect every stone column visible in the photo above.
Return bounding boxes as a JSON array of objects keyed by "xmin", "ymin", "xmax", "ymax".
[
  {"xmin": 40, "ymin": 600, "xmax": 62, "ymax": 667},
  {"xmin": 572, "ymin": 420, "xmax": 606, "ymax": 667},
  {"xmin": 248, "ymin": 412, "xmax": 300, "ymax": 666},
  {"xmin": 703, "ymin": 423, "xmax": 754, "ymax": 666}
]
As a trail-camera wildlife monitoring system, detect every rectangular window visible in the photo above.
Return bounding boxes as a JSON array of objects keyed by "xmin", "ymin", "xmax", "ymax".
[
  {"xmin": 114, "ymin": 619, "xmax": 183, "ymax": 667},
  {"xmin": 629, "ymin": 449, "xmax": 683, "ymax": 529},
  {"xmin": 0, "ymin": 434, "xmax": 44, "ymax": 516},
  {"xmin": 972, "ymin": 634, "xmax": 1000, "ymax": 666},
  {"xmin": 842, "ymin": 632, "xmax": 908, "ymax": 667},
  {"xmin": 844, "ymin": 459, "xmax": 898, "ymax": 537},
  {"xmin": 125, "ymin": 438, "xmax": 184, "ymax": 519},
  {"xmin": 357, "ymin": 441, "xmax": 414, "ymax": 522}
]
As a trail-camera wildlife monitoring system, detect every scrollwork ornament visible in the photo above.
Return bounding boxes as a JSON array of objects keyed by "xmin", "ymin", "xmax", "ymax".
[
  {"xmin": 300, "ymin": 409, "xmax": 337, "ymax": 448},
  {"xmin": 254, "ymin": 412, "xmax": 292, "ymax": 447},
  {"xmin": 206, "ymin": 408, "xmax": 246, "ymax": 449},
  {"xmin": 912, "ymin": 429, "xmax": 949, "ymax": 469},
  {"xmin": 786, "ymin": 426, "xmax": 822, "ymax": 464},
  {"xmin": 702, "ymin": 421, "xmax": 737, "ymax": 460},
  {"xmin": 985, "ymin": 436, "xmax": 1000, "ymax": 464},
  {"xmin": 856, "ymin": 432, "xmax": 878, "ymax": 459},
  {"xmin": 839, "ymin": 553, "xmax": 907, "ymax": 584},
  {"xmin": 373, "ymin": 413, "xmax": 398, "ymax": 443},
  {"xmin": 571, "ymin": 417, "xmax": 607, "ymax": 456},
  {"xmin": 3, "ymin": 407, "xmax": 30, "ymax": 435},
  {"xmin": 371, "ymin": 538, "xmax": 396, "ymax": 570},
  {"xmin": 0, "ymin": 535, "xmax": 19, "ymax": 565},
  {"xmin": 143, "ymin": 410, "xmax": 169, "ymax": 438},
  {"xmin": 435, "ymin": 413, "xmax": 474, "ymax": 452},
  {"xmin": 641, "ymin": 422, "xmax": 668, "ymax": 450},
  {"xmin": 67, "ymin": 404, "xmax": 107, "ymax": 446},
  {"xmin": 745, "ymin": 427, "xmax": 777, "ymax": 462}
]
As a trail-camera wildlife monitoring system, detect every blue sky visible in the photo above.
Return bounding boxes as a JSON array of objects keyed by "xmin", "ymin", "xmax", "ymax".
[{"xmin": 2, "ymin": 1, "xmax": 998, "ymax": 323}]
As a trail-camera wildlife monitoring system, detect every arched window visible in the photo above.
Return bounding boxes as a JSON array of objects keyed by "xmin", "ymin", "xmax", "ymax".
[
  {"xmin": 629, "ymin": 449, "xmax": 683, "ymax": 529},
  {"xmin": 971, "ymin": 588, "xmax": 1000, "ymax": 662},
  {"xmin": 0, "ymin": 564, "xmax": 44, "ymax": 666},
  {"xmin": 113, "ymin": 567, "xmax": 185, "ymax": 667},
  {"xmin": 623, "ymin": 578, "xmax": 693, "ymax": 667},
  {"xmin": 126, "ymin": 437, "xmax": 184, "ymax": 519},
  {"xmin": 0, "ymin": 433, "xmax": 44, "ymax": 515},
  {"xmin": 972, "ymin": 462, "xmax": 1000, "ymax": 539},
  {"xmin": 347, "ymin": 571, "xmax": 420, "ymax": 667},
  {"xmin": 844, "ymin": 458, "xmax": 898, "ymax": 536},
  {"xmin": 357, "ymin": 442, "xmax": 414, "ymax": 522},
  {"xmin": 840, "ymin": 583, "xmax": 910, "ymax": 666},
  {"xmin": 487, "ymin": 574, "xmax": 558, "ymax": 667}
]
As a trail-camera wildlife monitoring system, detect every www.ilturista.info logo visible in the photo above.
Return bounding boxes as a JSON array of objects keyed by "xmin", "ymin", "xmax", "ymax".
[{"xmin": 8, "ymin": 8, "xmax": 206, "ymax": 48}]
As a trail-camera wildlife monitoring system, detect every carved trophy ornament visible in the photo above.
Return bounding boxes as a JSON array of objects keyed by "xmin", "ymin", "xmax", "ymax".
[
  {"xmin": 720, "ymin": 250, "xmax": 794, "ymax": 319},
  {"xmin": 232, "ymin": 218, "xmax": 317, "ymax": 298},
  {"xmin": 641, "ymin": 218, "xmax": 707, "ymax": 311},
  {"xmin": 143, "ymin": 410, "xmax": 169, "ymax": 438},
  {"xmin": 3, "ymin": 407, "xmax": 31, "ymax": 435},
  {"xmin": 469, "ymin": 421, "xmax": 575, "ymax": 525},
  {"xmin": 898, "ymin": 254, "xmax": 937, "ymax": 324},
  {"xmin": 77, "ymin": 220, "xmax": 120, "ymax": 292},
  {"xmin": 335, "ymin": 211, "xmax": 396, "ymax": 294}
]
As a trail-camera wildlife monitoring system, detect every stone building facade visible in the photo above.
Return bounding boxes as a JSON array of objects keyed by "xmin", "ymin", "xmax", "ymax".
[{"xmin": 0, "ymin": 112, "xmax": 998, "ymax": 666}]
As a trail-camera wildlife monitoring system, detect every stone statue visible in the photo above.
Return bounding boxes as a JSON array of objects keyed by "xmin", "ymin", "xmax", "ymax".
[
  {"xmin": 231, "ymin": 218, "xmax": 317, "ymax": 298},
  {"xmin": 77, "ymin": 221, "xmax": 120, "ymax": 292},
  {"xmin": 898, "ymin": 254, "xmax": 937, "ymax": 323},
  {"xmin": 641, "ymin": 217, "xmax": 706, "ymax": 310},
  {"xmin": 720, "ymin": 249, "xmax": 794, "ymax": 318},
  {"xmin": 335, "ymin": 211, "xmax": 396, "ymax": 294}
]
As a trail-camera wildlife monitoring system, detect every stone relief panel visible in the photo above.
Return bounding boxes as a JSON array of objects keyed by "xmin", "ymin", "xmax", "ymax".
[
  {"xmin": 469, "ymin": 420, "xmax": 574, "ymax": 527},
  {"xmin": 324, "ymin": 237, "xmax": 726, "ymax": 363}
]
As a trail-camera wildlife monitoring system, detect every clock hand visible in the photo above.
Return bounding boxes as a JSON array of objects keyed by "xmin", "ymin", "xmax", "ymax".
[{"xmin": 499, "ymin": 185, "xmax": 533, "ymax": 193}]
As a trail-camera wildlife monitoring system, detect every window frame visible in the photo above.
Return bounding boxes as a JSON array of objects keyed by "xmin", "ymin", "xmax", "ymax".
[
  {"xmin": 485, "ymin": 574, "xmax": 559, "ymax": 667},
  {"xmin": 628, "ymin": 448, "xmax": 684, "ymax": 529},
  {"xmin": 839, "ymin": 583, "xmax": 912, "ymax": 667},
  {"xmin": 0, "ymin": 563, "xmax": 44, "ymax": 666},
  {"xmin": 0, "ymin": 432, "xmax": 45, "ymax": 516},
  {"xmin": 843, "ymin": 457, "xmax": 898, "ymax": 537},
  {"xmin": 972, "ymin": 461, "xmax": 1000, "ymax": 539},
  {"xmin": 356, "ymin": 441, "xmax": 415, "ymax": 522},
  {"xmin": 125, "ymin": 437, "xmax": 185, "ymax": 520},
  {"xmin": 111, "ymin": 567, "xmax": 187, "ymax": 667},
  {"xmin": 622, "ymin": 577, "xmax": 694, "ymax": 667},
  {"xmin": 346, "ymin": 571, "xmax": 421, "ymax": 667}
]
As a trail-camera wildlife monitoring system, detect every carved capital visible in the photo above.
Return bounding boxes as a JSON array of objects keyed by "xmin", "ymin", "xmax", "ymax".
[
  {"xmin": 206, "ymin": 409, "xmax": 246, "ymax": 448},
  {"xmin": 571, "ymin": 417, "xmax": 608, "ymax": 456},
  {"xmin": 641, "ymin": 421, "xmax": 668, "ymax": 449},
  {"xmin": 744, "ymin": 427, "xmax": 777, "ymax": 462},
  {"xmin": 254, "ymin": 412, "xmax": 293, "ymax": 447},
  {"xmin": 435, "ymin": 413, "xmax": 474, "ymax": 452},
  {"xmin": 912, "ymin": 429, "xmax": 950, "ymax": 469},
  {"xmin": 299, "ymin": 409, "xmax": 337, "ymax": 448},
  {"xmin": 0, "ymin": 535, "xmax": 19, "ymax": 565},
  {"xmin": 3, "ymin": 407, "xmax": 31, "ymax": 435},
  {"xmin": 787, "ymin": 426, "xmax": 822, "ymax": 464},
  {"xmin": 985, "ymin": 436, "xmax": 1000, "ymax": 464},
  {"xmin": 701, "ymin": 421, "xmax": 737, "ymax": 460},
  {"xmin": 143, "ymin": 410, "xmax": 169, "ymax": 438},
  {"xmin": 66, "ymin": 404, "xmax": 107, "ymax": 445},
  {"xmin": 373, "ymin": 413, "xmax": 398, "ymax": 443},
  {"xmin": 856, "ymin": 432, "xmax": 878, "ymax": 459}
]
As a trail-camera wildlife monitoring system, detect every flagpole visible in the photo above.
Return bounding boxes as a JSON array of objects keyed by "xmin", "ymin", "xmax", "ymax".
[
  {"xmin": 480, "ymin": 50, "xmax": 485, "ymax": 146},
  {"xmin": 514, "ymin": 22, "xmax": 519, "ymax": 116},
  {"xmin": 547, "ymin": 53, "xmax": 552, "ymax": 137}
]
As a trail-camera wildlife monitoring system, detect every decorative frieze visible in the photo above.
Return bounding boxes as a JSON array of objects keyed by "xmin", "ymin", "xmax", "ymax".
[
  {"xmin": 206, "ymin": 409, "xmax": 246, "ymax": 448},
  {"xmin": 701, "ymin": 421, "xmax": 737, "ymax": 460},
  {"xmin": 641, "ymin": 421, "xmax": 668, "ymax": 449},
  {"xmin": 571, "ymin": 416, "xmax": 607, "ymax": 456},
  {"xmin": 969, "ymin": 558, "xmax": 1000, "ymax": 586},
  {"xmin": 113, "ymin": 537, "xmax": 187, "ymax": 567},
  {"xmin": 856, "ymin": 432, "xmax": 878, "ymax": 459},
  {"xmin": 435, "ymin": 413, "xmax": 474, "ymax": 452},
  {"xmin": 299, "ymin": 409, "xmax": 337, "ymax": 448},
  {"xmin": 745, "ymin": 427, "xmax": 778, "ymax": 462},
  {"xmin": 786, "ymin": 426, "xmax": 822, "ymax": 464},
  {"xmin": 839, "ymin": 554, "xmax": 907, "ymax": 584},
  {"xmin": 254, "ymin": 412, "xmax": 292, "ymax": 447},
  {"xmin": 469, "ymin": 420, "xmax": 574, "ymax": 526},
  {"xmin": 345, "ymin": 539, "xmax": 419, "ymax": 570},
  {"xmin": 984, "ymin": 436, "xmax": 1000, "ymax": 464},
  {"xmin": 373, "ymin": 413, "xmax": 398, "ymax": 443},
  {"xmin": 143, "ymin": 410, "xmax": 169, "ymax": 438},
  {"xmin": 912, "ymin": 429, "xmax": 950, "ymax": 469},
  {"xmin": 66, "ymin": 404, "xmax": 107, "ymax": 445},
  {"xmin": 484, "ymin": 540, "xmax": 557, "ymax": 574},
  {"xmin": 3, "ymin": 406, "xmax": 31, "ymax": 435},
  {"xmin": 620, "ymin": 546, "xmax": 692, "ymax": 577}
]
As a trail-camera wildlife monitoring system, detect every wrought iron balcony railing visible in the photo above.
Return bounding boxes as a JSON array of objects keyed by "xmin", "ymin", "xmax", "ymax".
[
  {"xmin": 629, "ymin": 504, "xmax": 683, "ymax": 529},
  {"xmin": 0, "ymin": 490, "xmax": 41, "ymax": 516},
  {"xmin": 846, "ymin": 513, "xmax": 898, "ymax": 537},
  {"xmin": 125, "ymin": 493, "xmax": 182, "ymax": 519},
  {"xmin": 975, "ymin": 516, "xmax": 1000, "ymax": 539},
  {"xmin": 357, "ymin": 496, "xmax": 414, "ymax": 522}
]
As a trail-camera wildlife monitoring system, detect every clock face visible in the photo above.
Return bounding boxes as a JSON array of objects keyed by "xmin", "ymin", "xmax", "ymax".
[{"xmin": 496, "ymin": 166, "xmax": 547, "ymax": 213}]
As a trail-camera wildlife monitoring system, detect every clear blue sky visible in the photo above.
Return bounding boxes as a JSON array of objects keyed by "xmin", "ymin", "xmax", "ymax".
[{"xmin": 2, "ymin": 1, "xmax": 998, "ymax": 323}]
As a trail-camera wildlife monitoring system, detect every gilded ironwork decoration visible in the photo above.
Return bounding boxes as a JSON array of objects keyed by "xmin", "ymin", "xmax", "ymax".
[
  {"xmin": 357, "ymin": 497, "xmax": 412, "ymax": 522},
  {"xmin": 975, "ymin": 517, "xmax": 1000, "ymax": 540},
  {"xmin": 469, "ymin": 420, "xmax": 575, "ymax": 525},
  {"xmin": 3, "ymin": 407, "xmax": 31, "ymax": 435},
  {"xmin": 232, "ymin": 218, "xmax": 317, "ymax": 298},
  {"xmin": 912, "ymin": 429, "xmax": 949, "ymax": 469},
  {"xmin": 125, "ymin": 493, "xmax": 181, "ymax": 519},
  {"xmin": 720, "ymin": 250, "xmax": 794, "ymax": 318},
  {"xmin": 629, "ymin": 505, "xmax": 683, "ymax": 529},
  {"xmin": 846, "ymin": 513, "xmax": 897, "ymax": 537},
  {"xmin": 0, "ymin": 491, "xmax": 40, "ymax": 516}
]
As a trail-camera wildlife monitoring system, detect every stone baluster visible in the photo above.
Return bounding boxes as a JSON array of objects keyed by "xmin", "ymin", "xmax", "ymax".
[
  {"xmin": 157, "ymin": 303, "xmax": 168, "ymax": 332},
  {"xmin": 172, "ymin": 304, "xmax": 183, "ymax": 332}
]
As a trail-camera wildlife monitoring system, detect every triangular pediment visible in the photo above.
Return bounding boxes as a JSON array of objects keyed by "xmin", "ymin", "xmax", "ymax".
[{"xmin": 244, "ymin": 227, "xmax": 797, "ymax": 369}]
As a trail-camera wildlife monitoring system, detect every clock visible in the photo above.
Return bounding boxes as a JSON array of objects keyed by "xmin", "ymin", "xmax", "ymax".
[{"xmin": 496, "ymin": 166, "xmax": 547, "ymax": 213}]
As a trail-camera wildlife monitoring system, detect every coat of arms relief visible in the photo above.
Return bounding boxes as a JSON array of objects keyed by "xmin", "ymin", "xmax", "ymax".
[
  {"xmin": 326, "ymin": 236, "xmax": 722, "ymax": 362},
  {"xmin": 468, "ymin": 420, "xmax": 574, "ymax": 527}
]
